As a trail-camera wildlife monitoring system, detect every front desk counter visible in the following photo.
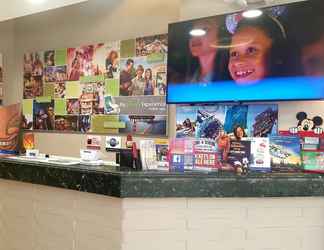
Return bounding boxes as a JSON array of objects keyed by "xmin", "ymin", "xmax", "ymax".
[
  {"xmin": 0, "ymin": 157, "xmax": 324, "ymax": 198},
  {"xmin": 1, "ymin": 157, "xmax": 324, "ymax": 250}
]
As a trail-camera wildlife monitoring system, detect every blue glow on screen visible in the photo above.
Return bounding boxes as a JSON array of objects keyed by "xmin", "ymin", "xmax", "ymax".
[{"xmin": 167, "ymin": 76, "xmax": 324, "ymax": 103}]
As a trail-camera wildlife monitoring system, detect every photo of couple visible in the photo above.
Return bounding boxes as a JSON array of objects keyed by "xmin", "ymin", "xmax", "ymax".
[{"xmin": 119, "ymin": 57, "xmax": 166, "ymax": 96}]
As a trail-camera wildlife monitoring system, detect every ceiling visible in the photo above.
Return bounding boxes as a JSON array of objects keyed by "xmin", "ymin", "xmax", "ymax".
[{"xmin": 0, "ymin": 0, "xmax": 89, "ymax": 22}]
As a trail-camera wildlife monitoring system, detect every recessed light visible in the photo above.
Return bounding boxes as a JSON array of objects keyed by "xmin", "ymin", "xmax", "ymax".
[
  {"xmin": 189, "ymin": 29, "xmax": 206, "ymax": 37},
  {"xmin": 28, "ymin": 0, "xmax": 46, "ymax": 4},
  {"xmin": 242, "ymin": 9, "xmax": 263, "ymax": 18}
]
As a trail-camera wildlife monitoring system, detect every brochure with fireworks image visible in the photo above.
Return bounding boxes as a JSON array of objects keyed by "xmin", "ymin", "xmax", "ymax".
[{"xmin": 270, "ymin": 136, "xmax": 302, "ymax": 172}]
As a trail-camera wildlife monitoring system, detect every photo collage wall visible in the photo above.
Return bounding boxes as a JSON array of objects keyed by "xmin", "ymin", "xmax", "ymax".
[{"xmin": 22, "ymin": 34, "xmax": 168, "ymax": 136}]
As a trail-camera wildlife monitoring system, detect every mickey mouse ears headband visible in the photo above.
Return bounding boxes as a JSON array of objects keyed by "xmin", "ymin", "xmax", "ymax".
[{"xmin": 225, "ymin": 6, "xmax": 287, "ymax": 38}]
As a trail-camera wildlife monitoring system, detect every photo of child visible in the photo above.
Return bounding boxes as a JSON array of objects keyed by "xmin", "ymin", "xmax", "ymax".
[{"xmin": 228, "ymin": 15, "xmax": 288, "ymax": 84}]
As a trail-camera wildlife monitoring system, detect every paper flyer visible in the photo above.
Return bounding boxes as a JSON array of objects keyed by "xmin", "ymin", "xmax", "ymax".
[{"xmin": 249, "ymin": 137, "xmax": 271, "ymax": 172}]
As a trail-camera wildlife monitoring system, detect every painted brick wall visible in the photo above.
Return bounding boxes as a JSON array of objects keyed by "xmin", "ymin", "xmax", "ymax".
[
  {"xmin": 0, "ymin": 180, "xmax": 122, "ymax": 250},
  {"xmin": 122, "ymin": 197, "xmax": 324, "ymax": 250},
  {"xmin": 1, "ymin": 179, "xmax": 323, "ymax": 250}
]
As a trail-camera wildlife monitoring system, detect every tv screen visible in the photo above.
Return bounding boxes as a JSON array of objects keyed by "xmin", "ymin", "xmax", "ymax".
[{"xmin": 167, "ymin": 1, "xmax": 324, "ymax": 103}]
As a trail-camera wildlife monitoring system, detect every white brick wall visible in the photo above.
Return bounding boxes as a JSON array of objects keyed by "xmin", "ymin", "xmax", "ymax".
[
  {"xmin": 122, "ymin": 198, "xmax": 324, "ymax": 250},
  {"xmin": 0, "ymin": 180, "xmax": 122, "ymax": 250},
  {"xmin": 1, "ymin": 180, "xmax": 324, "ymax": 250}
]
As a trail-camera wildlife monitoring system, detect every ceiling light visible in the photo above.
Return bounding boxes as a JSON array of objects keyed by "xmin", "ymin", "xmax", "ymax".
[
  {"xmin": 242, "ymin": 9, "xmax": 263, "ymax": 18},
  {"xmin": 27, "ymin": 0, "xmax": 46, "ymax": 4},
  {"xmin": 189, "ymin": 29, "xmax": 206, "ymax": 37}
]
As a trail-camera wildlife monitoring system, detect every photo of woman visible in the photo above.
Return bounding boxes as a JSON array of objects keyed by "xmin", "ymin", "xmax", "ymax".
[
  {"xmin": 187, "ymin": 16, "xmax": 230, "ymax": 83},
  {"xmin": 144, "ymin": 68, "xmax": 154, "ymax": 95},
  {"xmin": 105, "ymin": 50, "xmax": 119, "ymax": 78}
]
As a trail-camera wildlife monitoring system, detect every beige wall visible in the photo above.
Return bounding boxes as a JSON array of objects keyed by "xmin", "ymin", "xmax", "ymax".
[
  {"xmin": 1, "ymin": 0, "xmax": 323, "ymax": 157},
  {"xmin": 0, "ymin": 20, "xmax": 15, "ymax": 105}
]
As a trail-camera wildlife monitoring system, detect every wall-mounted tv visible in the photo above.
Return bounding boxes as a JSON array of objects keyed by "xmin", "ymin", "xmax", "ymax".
[{"xmin": 167, "ymin": 0, "xmax": 324, "ymax": 103}]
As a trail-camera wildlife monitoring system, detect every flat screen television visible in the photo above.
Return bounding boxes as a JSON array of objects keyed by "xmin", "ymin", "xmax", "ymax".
[{"xmin": 167, "ymin": 0, "xmax": 324, "ymax": 103}]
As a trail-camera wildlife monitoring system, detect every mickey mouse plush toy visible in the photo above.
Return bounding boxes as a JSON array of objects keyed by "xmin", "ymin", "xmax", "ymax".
[{"xmin": 290, "ymin": 112, "xmax": 323, "ymax": 134}]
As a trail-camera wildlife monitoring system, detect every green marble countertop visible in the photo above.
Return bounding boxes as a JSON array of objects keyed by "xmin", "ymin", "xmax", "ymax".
[{"xmin": 0, "ymin": 157, "xmax": 324, "ymax": 198}]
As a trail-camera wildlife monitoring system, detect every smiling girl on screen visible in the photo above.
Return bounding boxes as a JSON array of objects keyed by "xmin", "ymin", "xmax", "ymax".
[
  {"xmin": 227, "ymin": 12, "xmax": 288, "ymax": 85},
  {"xmin": 187, "ymin": 16, "xmax": 231, "ymax": 83}
]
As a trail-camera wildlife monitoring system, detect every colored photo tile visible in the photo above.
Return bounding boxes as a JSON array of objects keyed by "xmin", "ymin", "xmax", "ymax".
[
  {"xmin": 247, "ymin": 104, "xmax": 278, "ymax": 137},
  {"xmin": 136, "ymin": 34, "xmax": 168, "ymax": 57},
  {"xmin": 33, "ymin": 99, "xmax": 55, "ymax": 130},
  {"xmin": 120, "ymin": 39, "xmax": 135, "ymax": 58},
  {"xmin": 43, "ymin": 83, "xmax": 55, "ymax": 99},
  {"xmin": 91, "ymin": 115, "xmax": 120, "ymax": 134},
  {"xmin": 54, "ymin": 98, "xmax": 67, "ymax": 115},
  {"xmin": 24, "ymin": 51, "xmax": 44, "ymax": 77},
  {"xmin": 105, "ymin": 79, "xmax": 119, "ymax": 96},
  {"xmin": 67, "ymin": 45, "xmax": 94, "ymax": 81},
  {"xmin": 54, "ymin": 82, "xmax": 66, "ymax": 98},
  {"xmin": 23, "ymin": 74, "xmax": 43, "ymax": 99},
  {"xmin": 119, "ymin": 115, "xmax": 167, "ymax": 136},
  {"xmin": 119, "ymin": 57, "xmax": 167, "ymax": 96},
  {"xmin": 65, "ymin": 81, "xmax": 81, "ymax": 99},
  {"xmin": 80, "ymin": 79, "xmax": 105, "ymax": 114},
  {"xmin": 44, "ymin": 50, "xmax": 55, "ymax": 67},
  {"xmin": 78, "ymin": 115, "xmax": 91, "ymax": 133},
  {"xmin": 54, "ymin": 115, "xmax": 78, "ymax": 131},
  {"xmin": 92, "ymin": 41, "xmax": 120, "ymax": 79},
  {"xmin": 22, "ymin": 99, "xmax": 34, "ymax": 130},
  {"xmin": 44, "ymin": 65, "xmax": 68, "ymax": 82},
  {"xmin": 66, "ymin": 98, "xmax": 80, "ymax": 115},
  {"xmin": 104, "ymin": 95, "xmax": 120, "ymax": 114},
  {"xmin": 22, "ymin": 99, "xmax": 34, "ymax": 115},
  {"xmin": 80, "ymin": 75, "xmax": 105, "ymax": 83},
  {"xmin": 55, "ymin": 49, "xmax": 67, "ymax": 66}
]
